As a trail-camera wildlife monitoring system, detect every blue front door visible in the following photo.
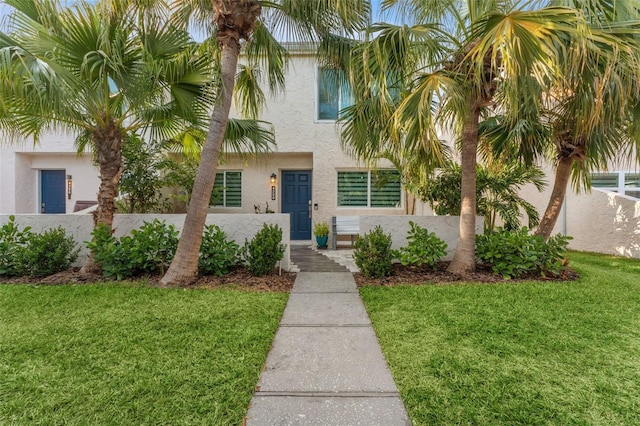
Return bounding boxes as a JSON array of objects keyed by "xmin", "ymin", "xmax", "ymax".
[
  {"xmin": 41, "ymin": 170, "xmax": 66, "ymax": 214},
  {"xmin": 282, "ymin": 171, "xmax": 312, "ymax": 240}
]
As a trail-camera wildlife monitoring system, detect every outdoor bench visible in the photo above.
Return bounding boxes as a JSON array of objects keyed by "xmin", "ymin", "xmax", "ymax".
[{"xmin": 331, "ymin": 216, "xmax": 360, "ymax": 249}]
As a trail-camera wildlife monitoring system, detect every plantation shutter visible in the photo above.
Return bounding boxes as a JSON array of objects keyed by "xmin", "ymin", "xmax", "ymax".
[
  {"xmin": 337, "ymin": 172, "xmax": 368, "ymax": 206},
  {"xmin": 371, "ymin": 170, "xmax": 401, "ymax": 207},
  {"xmin": 624, "ymin": 173, "xmax": 640, "ymax": 198},
  {"xmin": 211, "ymin": 172, "xmax": 224, "ymax": 206},
  {"xmin": 211, "ymin": 171, "xmax": 242, "ymax": 207},
  {"xmin": 224, "ymin": 172, "xmax": 242, "ymax": 207},
  {"xmin": 590, "ymin": 173, "xmax": 618, "ymax": 190}
]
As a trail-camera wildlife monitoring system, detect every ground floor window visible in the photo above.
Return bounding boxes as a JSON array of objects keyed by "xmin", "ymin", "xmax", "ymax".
[
  {"xmin": 211, "ymin": 171, "xmax": 242, "ymax": 207},
  {"xmin": 337, "ymin": 170, "xmax": 401, "ymax": 207},
  {"xmin": 590, "ymin": 171, "xmax": 640, "ymax": 199}
]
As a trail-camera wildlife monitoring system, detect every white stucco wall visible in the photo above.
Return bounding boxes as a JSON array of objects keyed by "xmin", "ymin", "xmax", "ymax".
[
  {"xmin": 519, "ymin": 163, "xmax": 640, "ymax": 258},
  {"xmin": 223, "ymin": 53, "xmax": 434, "ymax": 229},
  {"xmin": 360, "ymin": 215, "xmax": 484, "ymax": 260},
  {"xmin": 564, "ymin": 190, "xmax": 640, "ymax": 257},
  {"xmin": 0, "ymin": 133, "xmax": 99, "ymax": 214},
  {"xmin": 0, "ymin": 214, "xmax": 292, "ymax": 270}
]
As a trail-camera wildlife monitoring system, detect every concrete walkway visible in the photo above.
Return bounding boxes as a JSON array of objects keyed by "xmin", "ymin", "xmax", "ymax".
[{"xmin": 245, "ymin": 258, "xmax": 411, "ymax": 424}]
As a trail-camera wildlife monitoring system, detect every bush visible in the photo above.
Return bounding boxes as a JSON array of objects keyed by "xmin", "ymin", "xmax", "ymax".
[
  {"xmin": 395, "ymin": 221, "xmax": 448, "ymax": 269},
  {"xmin": 353, "ymin": 226, "xmax": 393, "ymax": 278},
  {"xmin": 87, "ymin": 224, "xmax": 121, "ymax": 278},
  {"xmin": 88, "ymin": 220, "xmax": 178, "ymax": 280},
  {"xmin": 22, "ymin": 227, "xmax": 79, "ymax": 277},
  {"xmin": 0, "ymin": 216, "xmax": 32, "ymax": 276},
  {"xmin": 199, "ymin": 225, "xmax": 241, "ymax": 276},
  {"xmin": 243, "ymin": 224, "xmax": 286, "ymax": 277},
  {"xmin": 476, "ymin": 227, "xmax": 572, "ymax": 279}
]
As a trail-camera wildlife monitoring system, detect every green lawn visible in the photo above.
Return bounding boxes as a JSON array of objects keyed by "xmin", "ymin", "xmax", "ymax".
[
  {"xmin": 361, "ymin": 252, "xmax": 640, "ymax": 425},
  {"xmin": 0, "ymin": 283, "xmax": 287, "ymax": 425}
]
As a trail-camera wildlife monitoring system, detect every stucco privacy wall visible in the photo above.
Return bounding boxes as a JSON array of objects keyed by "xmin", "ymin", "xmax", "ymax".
[
  {"xmin": 0, "ymin": 214, "xmax": 291, "ymax": 270},
  {"xmin": 359, "ymin": 215, "xmax": 484, "ymax": 260},
  {"xmin": 564, "ymin": 189, "xmax": 640, "ymax": 258},
  {"xmin": 519, "ymin": 170, "xmax": 640, "ymax": 259}
]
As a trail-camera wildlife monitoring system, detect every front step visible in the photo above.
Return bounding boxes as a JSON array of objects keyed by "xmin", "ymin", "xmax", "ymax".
[{"xmin": 289, "ymin": 246, "xmax": 350, "ymax": 273}]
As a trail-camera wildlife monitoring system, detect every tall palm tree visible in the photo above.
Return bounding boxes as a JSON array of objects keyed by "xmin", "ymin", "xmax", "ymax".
[
  {"xmin": 531, "ymin": 0, "xmax": 640, "ymax": 239},
  {"xmin": 0, "ymin": 0, "xmax": 218, "ymax": 272},
  {"xmin": 483, "ymin": 1, "xmax": 640, "ymax": 240},
  {"xmin": 160, "ymin": 0, "xmax": 370, "ymax": 286},
  {"xmin": 340, "ymin": 0, "xmax": 623, "ymax": 274}
]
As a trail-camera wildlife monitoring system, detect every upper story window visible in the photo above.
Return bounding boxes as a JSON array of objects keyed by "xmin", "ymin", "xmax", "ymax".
[
  {"xmin": 590, "ymin": 171, "xmax": 640, "ymax": 199},
  {"xmin": 337, "ymin": 170, "xmax": 401, "ymax": 208},
  {"xmin": 317, "ymin": 68, "xmax": 353, "ymax": 121},
  {"xmin": 211, "ymin": 171, "xmax": 242, "ymax": 207}
]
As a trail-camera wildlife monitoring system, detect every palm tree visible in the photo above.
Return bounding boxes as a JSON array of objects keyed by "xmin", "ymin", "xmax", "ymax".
[
  {"xmin": 340, "ymin": 0, "xmax": 623, "ymax": 274},
  {"xmin": 0, "ymin": 0, "xmax": 217, "ymax": 272},
  {"xmin": 160, "ymin": 0, "xmax": 370, "ymax": 286},
  {"xmin": 531, "ymin": 1, "xmax": 640, "ymax": 239},
  {"xmin": 481, "ymin": 1, "xmax": 640, "ymax": 240}
]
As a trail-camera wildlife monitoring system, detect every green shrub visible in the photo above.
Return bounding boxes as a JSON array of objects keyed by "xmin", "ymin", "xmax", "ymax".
[
  {"xmin": 353, "ymin": 225, "xmax": 393, "ymax": 278},
  {"xmin": 199, "ymin": 225, "xmax": 241, "ymax": 276},
  {"xmin": 88, "ymin": 220, "xmax": 178, "ymax": 280},
  {"xmin": 243, "ymin": 224, "xmax": 286, "ymax": 277},
  {"xmin": 22, "ymin": 227, "xmax": 79, "ymax": 277},
  {"xmin": 0, "ymin": 216, "xmax": 32, "ymax": 276},
  {"xmin": 476, "ymin": 227, "xmax": 572, "ymax": 279},
  {"xmin": 395, "ymin": 221, "xmax": 448, "ymax": 269}
]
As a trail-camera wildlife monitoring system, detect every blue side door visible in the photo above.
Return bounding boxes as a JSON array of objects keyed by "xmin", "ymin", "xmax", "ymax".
[
  {"xmin": 281, "ymin": 171, "xmax": 312, "ymax": 240},
  {"xmin": 41, "ymin": 170, "xmax": 66, "ymax": 214}
]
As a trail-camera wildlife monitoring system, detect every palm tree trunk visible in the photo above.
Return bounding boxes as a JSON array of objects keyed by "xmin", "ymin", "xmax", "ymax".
[
  {"xmin": 160, "ymin": 40, "xmax": 241, "ymax": 286},
  {"xmin": 447, "ymin": 101, "xmax": 480, "ymax": 275},
  {"xmin": 534, "ymin": 156, "xmax": 573, "ymax": 241},
  {"xmin": 81, "ymin": 123, "xmax": 123, "ymax": 273}
]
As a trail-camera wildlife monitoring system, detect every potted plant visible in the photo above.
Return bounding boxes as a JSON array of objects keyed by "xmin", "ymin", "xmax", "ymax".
[{"xmin": 314, "ymin": 221, "xmax": 329, "ymax": 249}]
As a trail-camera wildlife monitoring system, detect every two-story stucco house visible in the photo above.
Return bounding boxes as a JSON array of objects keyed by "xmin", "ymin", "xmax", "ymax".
[
  {"xmin": 1, "ymin": 46, "xmax": 639, "ymax": 257},
  {"xmin": 0, "ymin": 46, "xmax": 427, "ymax": 239}
]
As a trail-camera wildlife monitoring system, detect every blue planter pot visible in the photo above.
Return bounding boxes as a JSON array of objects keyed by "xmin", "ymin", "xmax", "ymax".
[{"xmin": 316, "ymin": 235, "xmax": 328, "ymax": 249}]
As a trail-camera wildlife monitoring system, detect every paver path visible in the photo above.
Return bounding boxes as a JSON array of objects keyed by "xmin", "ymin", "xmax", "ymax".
[
  {"xmin": 289, "ymin": 245, "xmax": 350, "ymax": 272},
  {"xmin": 245, "ymin": 258, "xmax": 411, "ymax": 425}
]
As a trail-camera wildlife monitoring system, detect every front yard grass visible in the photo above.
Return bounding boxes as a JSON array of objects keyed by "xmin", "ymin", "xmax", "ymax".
[
  {"xmin": 0, "ymin": 283, "xmax": 287, "ymax": 425},
  {"xmin": 360, "ymin": 252, "xmax": 640, "ymax": 425}
]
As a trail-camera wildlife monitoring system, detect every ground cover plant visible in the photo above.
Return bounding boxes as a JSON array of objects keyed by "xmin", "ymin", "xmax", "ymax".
[
  {"xmin": 360, "ymin": 252, "xmax": 640, "ymax": 425},
  {"xmin": 476, "ymin": 227, "xmax": 571, "ymax": 279},
  {"xmin": 0, "ymin": 283, "xmax": 287, "ymax": 425}
]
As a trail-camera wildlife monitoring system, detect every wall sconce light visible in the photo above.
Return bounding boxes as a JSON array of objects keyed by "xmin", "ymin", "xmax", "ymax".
[
  {"xmin": 66, "ymin": 175, "xmax": 73, "ymax": 200},
  {"xmin": 270, "ymin": 173, "xmax": 277, "ymax": 201}
]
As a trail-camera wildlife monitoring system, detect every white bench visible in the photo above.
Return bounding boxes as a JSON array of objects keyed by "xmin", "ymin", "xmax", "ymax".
[{"xmin": 331, "ymin": 216, "xmax": 360, "ymax": 249}]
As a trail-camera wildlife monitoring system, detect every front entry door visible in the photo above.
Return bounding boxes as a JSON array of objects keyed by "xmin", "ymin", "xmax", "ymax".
[
  {"xmin": 282, "ymin": 171, "xmax": 312, "ymax": 240},
  {"xmin": 41, "ymin": 170, "xmax": 66, "ymax": 213}
]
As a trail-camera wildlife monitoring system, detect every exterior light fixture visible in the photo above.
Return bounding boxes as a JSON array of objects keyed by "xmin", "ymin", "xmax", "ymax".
[
  {"xmin": 66, "ymin": 175, "xmax": 73, "ymax": 200},
  {"xmin": 270, "ymin": 173, "xmax": 277, "ymax": 200}
]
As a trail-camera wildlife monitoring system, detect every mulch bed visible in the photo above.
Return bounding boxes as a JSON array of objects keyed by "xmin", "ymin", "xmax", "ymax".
[
  {"xmin": 0, "ymin": 267, "xmax": 297, "ymax": 292},
  {"xmin": 354, "ymin": 262, "xmax": 579, "ymax": 287},
  {"xmin": 2, "ymin": 263, "xmax": 578, "ymax": 292}
]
